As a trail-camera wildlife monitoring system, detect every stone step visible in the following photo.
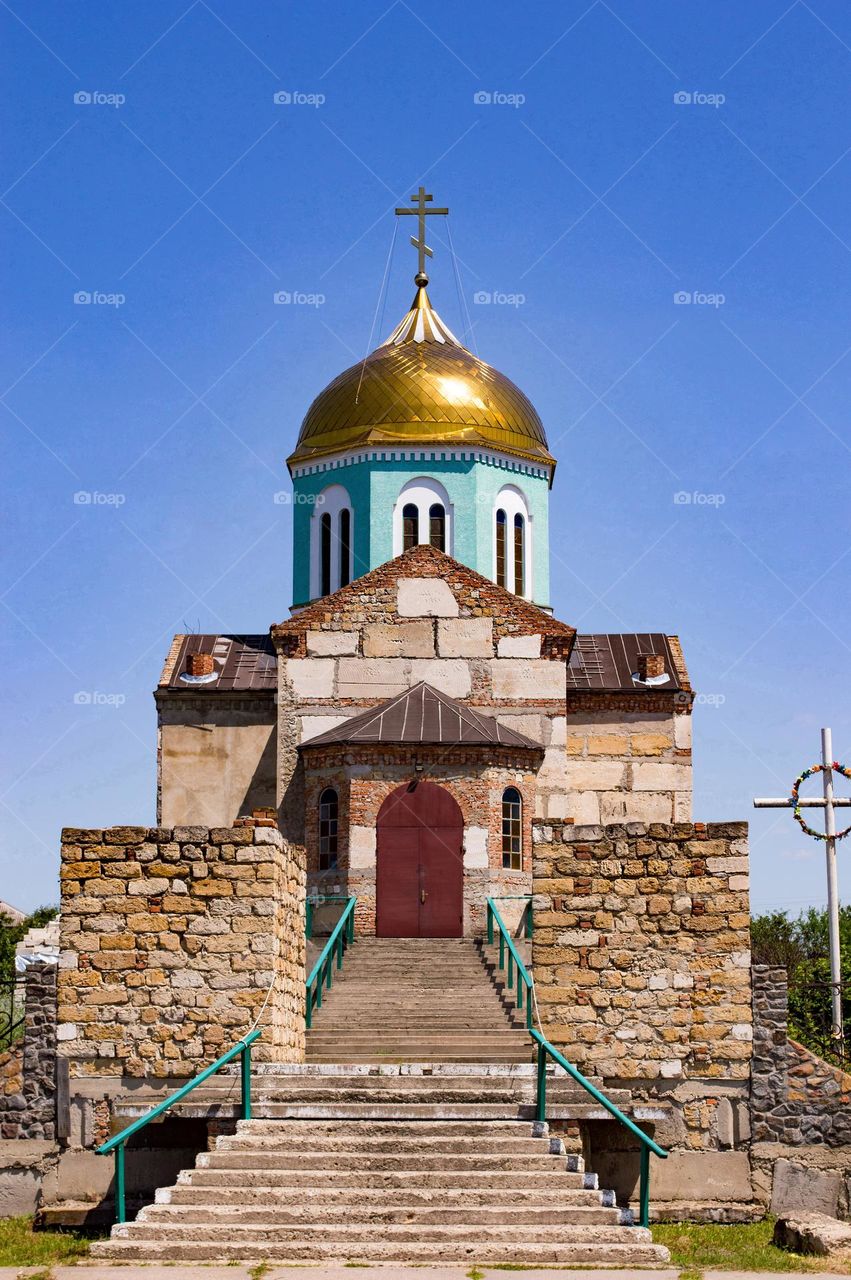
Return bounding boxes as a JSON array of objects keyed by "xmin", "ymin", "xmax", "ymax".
[
  {"xmin": 303, "ymin": 1055, "xmax": 535, "ymax": 1066},
  {"xmin": 196, "ymin": 1151, "xmax": 580, "ymax": 1172},
  {"xmin": 108, "ymin": 1221, "xmax": 655, "ymax": 1245},
  {"xmin": 161, "ymin": 1185, "xmax": 605, "ymax": 1207},
  {"xmin": 216, "ymin": 1135, "xmax": 556, "ymax": 1154},
  {"xmin": 183, "ymin": 1168, "xmax": 595, "ymax": 1190},
  {"xmin": 92, "ymin": 1239, "xmax": 669, "ymax": 1265},
  {"xmin": 140, "ymin": 1204, "xmax": 625, "ymax": 1227}
]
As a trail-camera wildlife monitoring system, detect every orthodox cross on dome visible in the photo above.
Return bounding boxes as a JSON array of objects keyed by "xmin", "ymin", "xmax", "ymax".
[{"xmin": 395, "ymin": 185, "xmax": 448, "ymax": 285}]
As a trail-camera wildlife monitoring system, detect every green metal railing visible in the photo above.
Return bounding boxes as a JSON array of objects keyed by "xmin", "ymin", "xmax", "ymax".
[
  {"xmin": 96, "ymin": 1028, "xmax": 261, "ymax": 1225},
  {"xmin": 531, "ymin": 1029, "xmax": 668, "ymax": 1227},
  {"xmin": 486, "ymin": 896, "xmax": 533, "ymax": 1029},
  {"xmin": 306, "ymin": 893, "xmax": 353, "ymax": 940},
  {"xmin": 488, "ymin": 893, "xmax": 533, "ymax": 939},
  {"xmin": 305, "ymin": 894, "xmax": 356, "ymax": 1029}
]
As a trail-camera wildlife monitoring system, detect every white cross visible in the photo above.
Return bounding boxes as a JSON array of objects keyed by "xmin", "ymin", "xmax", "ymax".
[{"xmin": 753, "ymin": 727, "xmax": 848, "ymax": 1047}]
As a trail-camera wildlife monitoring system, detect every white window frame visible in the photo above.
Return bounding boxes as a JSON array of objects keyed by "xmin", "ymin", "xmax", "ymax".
[
  {"xmin": 392, "ymin": 477, "xmax": 453, "ymax": 557},
  {"xmin": 493, "ymin": 484, "xmax": 532, "ymax": 600},
  {"xmin": 310, "ymin": 483, "xmax": 353, "ymax": 598}
]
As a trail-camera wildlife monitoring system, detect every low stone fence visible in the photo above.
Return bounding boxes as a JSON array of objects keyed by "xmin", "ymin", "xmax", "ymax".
[
  {"xmin": 0, "ymin": 962, "xmax": 58, "ymax": 1141},
  {"xmin": 58, "ymin": 824, "xmax": 306, "ymax": 1078}
]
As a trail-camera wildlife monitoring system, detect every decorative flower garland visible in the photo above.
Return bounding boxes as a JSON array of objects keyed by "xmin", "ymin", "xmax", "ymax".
[{"xmin": 791, "ymin": 762, "xmax": 851, "ymax": 841}]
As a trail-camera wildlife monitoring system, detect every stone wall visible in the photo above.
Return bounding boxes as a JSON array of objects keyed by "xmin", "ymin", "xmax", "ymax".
[
  {"xmin": 532, "ymin": 819, "xmax": 752, "ymax": 1151},
  {"xmin": 58, "ymin": 825, "xmax": 305, "ymax": 1078},
  {"xmin": 0, "ymin": 963, "xmax": 57, "ymax": 1140},
  {"xmin": 751, "ymin": 965, "xmax": 851, "ymax": 1147}
]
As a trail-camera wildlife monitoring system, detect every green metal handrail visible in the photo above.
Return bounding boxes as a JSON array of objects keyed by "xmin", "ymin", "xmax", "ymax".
[
  {"xmin": 531, "ymin": 1028, "xmax": 668, "ymax": 1227},
  {"xmin": 486, "ymin": 896, "xmax": 533, "ymax": 1029},
  {"xmin": 305, "ymin": 894, "xmax": 356, "ymax": 1029},
  {"xmin": 96, "ymin": 1027, "xmax": 262, "ymax": 1225},
  {"xmin": 488, "ymin": 893, "xmax": 533, "ymax": 939},
  {"xmin": 306, "ymin": 893, "xmax": 353, "ymax": 940}
]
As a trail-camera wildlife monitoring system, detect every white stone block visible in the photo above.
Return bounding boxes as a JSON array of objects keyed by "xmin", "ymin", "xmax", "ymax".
[
  {"xmin": 286, "ymin": 658, "xmax": 336, "ymax": 699},
  {"xmin": 463, "ymin": 826, "xmax": 489, "ymax": 869},
  {"xmin": 729, "ymin": 874, "xmax": 750, "ymax": 891},
  {"xmin": 561, "ymin": 791, "xmax": 601, "ymax": 825},
  {"xmin": 336, "ymin": 658, "xmax": 409, "ymax": 699},
  {"xmin": 550, "ymin": 716, "xmax": 567, "ymax": 746},
  {"xmin": 496, "ymin": 714, "xmax": 545, "ymax": 744},
  {"xmin": 408, "ymin": 659, "xmax": 472, "ymax": 698},
  {"xmin": 305, "ymin": 630, "xmax": 359, "ymax": 656},
  {"xmin": 599, "ymin": 791, "xmax": 672, "ymax": 823},
  {"xmin": 565, "ymin": 760, "xmax": 626, "ymax": 790},
  {"xmin": 363, "ymin": 621, "xmax": 435, "ymax": 658},
  {"xmin": 673, "ymin": 791, "xmax": 692, "ymax": 821},
  {"xmin": 349, "ymin": 825, "xmax": 376, "ymax": 869},
  {"xmin": 437, "ymin": 617, "xmax": 493, "ymax": 657},
  {"xmin": 674, "ymin": 714, "xmax": 692, "ymax": 749},
  {"xmin": 631, "ymin": 762, "xmax": 692, "ymax": 792},
  {"xmin": 397, "ymin": 577, "xmax": 458, "ymax": 617},
  {"xmin": 648, "ymin": 974, "xmax": 669, "ymax": 990},
  {"xmin": 57, "ymin": 1023, "xmax": 77, "ymax": 1041},
  {"xmin": 497, "ymin": 634, "xmax": 542, "ymax": 658},
  {"xmin": 660, "ymin": 1059, "xmax": 682, "ymax": 1078},
  {"xmin": 730, "ymin": 1023, "xmax": 753, "ymax": 1041},
  {"xmin": 490, "ymin": 659, "xmax": 565, "ymax": 700},
  {"xmin": 300, "ymin": 714, "xmax": 349, "ymax": 743}
]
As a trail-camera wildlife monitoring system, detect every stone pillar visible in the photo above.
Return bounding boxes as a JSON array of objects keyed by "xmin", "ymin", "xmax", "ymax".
[
  {"xmin": 750, "ymin": 965, "xmax": 789, "ymax": 1138},
  {"xmin": 0, "ymin": 961, "xmax": 58, "ymax": 1140}
]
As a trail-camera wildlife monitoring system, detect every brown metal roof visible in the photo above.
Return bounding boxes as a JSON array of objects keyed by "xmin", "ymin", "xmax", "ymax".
[
  {"xmin": 159, "ymin": 635, "xmax": 277, "ymax": 693},
  {"xmin": 300, "ymin": 682, "xmax": 543, "ymax": 750},
  {"xmin": 566, "ymin": 634, "xmax": 684, "ymax": 692}
]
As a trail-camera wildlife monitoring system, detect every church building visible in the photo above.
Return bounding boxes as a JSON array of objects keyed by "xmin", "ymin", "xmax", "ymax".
[{"xmin": 155, "ymin": 190, "xmax": 694, "ymax": 940}]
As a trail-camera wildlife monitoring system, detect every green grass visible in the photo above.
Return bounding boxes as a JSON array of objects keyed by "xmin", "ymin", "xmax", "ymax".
[
  {"xmin": 653, "ymin": 1218, "xmax": 836, "ymax": 1273},
  {"xmin": 0, "ymin": 1215, "xmax": 92, "ymax": 1267}
]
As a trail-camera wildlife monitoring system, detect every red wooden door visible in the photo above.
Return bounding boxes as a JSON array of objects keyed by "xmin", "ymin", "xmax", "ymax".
[{"xmin": 376, "ymin": 781, "xmax": 463, "ymax": 937}]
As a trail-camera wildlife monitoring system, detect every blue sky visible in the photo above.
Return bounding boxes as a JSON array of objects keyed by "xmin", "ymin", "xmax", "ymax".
[{"xmin": 2, "ymin": 0, "xmax": 850, "ymax": 913}]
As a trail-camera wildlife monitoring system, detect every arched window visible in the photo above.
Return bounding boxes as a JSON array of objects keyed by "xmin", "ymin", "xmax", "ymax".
[
  {"xmin": 495, "ymin": 509, "xmax": 507, "ymax": 588},
  {"xmin": 311, "ymin": 484, "xmax": 353, "ymax": 600},
  {"xmin": 429, "ymin": 503, "xmax": 446, "ymax": 551},
  {"xmin": 493, "ymin": 486, "xmax": 531, "ymax": 599},
  {"xmin": 320, "ymin": 513, "xmax": 332, "ymax": 597},
  {"xmin": 319, "ymin": 788, "xmax": 338, "ymax": 871},
  {"xmin": 402, "ymin": 503, "xmax": 419, "ymax": 551},
  {"xmin": 339, "ymin": 508, "xmax": 351, "ymax": 588},
  {"xmin": 513, "ymin": 514, "xmax": 525, "ymax": 597},
  {"xmin": 502, "ymin": 786, "xmax": 522, "ymax": 870},
  {"xmin": 393, "ymin": 479, "xmax": 452, "ymax": 556}
]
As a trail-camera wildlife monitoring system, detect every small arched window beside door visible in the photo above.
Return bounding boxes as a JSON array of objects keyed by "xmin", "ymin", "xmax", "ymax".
[
  {"xmin": 501, "ymin": 786, "xmax": 522, "ymax": 870},
  {"xmin": 318, "ymin": 788, "xmax": 338, "ymax": 871}
]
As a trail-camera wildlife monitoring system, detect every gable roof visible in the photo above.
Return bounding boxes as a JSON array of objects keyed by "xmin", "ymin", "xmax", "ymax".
[
  {"xmin": 273, "ymin": 544, "xmax": 575, "ymax": 657},
  {"xmin": 299, "ymin": 682, "xmax": 544, "ymax": 750}
]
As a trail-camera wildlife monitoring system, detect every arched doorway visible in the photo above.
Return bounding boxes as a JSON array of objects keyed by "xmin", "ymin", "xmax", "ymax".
[{"xmin": 376, "ymin": 781, "xmax": 463, "ymax": 937}]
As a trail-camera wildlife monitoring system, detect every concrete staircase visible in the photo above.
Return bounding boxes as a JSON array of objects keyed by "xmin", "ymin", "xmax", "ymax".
[
  {"xmin": 94, "ymin": 1118, "xmax": 670, "ymax": 1264},
  {"xmin": 92, "ymin": 936, "xmax": 670, "ymax": 1265},
  {"xmin": 305, "ymin": 937, "xmax": 532, "ymax": 1063}
]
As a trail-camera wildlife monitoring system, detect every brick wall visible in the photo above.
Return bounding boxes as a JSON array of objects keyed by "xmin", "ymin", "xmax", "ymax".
[
  {"xmin": 58, "ymin": 825, "xmax": 305, "ymax": 1078},
  {"xmin": 301, "ymin": 743, "xmax": 538, "ymax": 934},
  {"xmin": 532, "ymin": 820, "xmax": 752, "ymax": 1149}
]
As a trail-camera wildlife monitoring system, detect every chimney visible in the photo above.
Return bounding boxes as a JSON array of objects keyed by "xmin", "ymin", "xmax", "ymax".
[
  {"xmin": 186, "ymin": 652, "xmax": 215, "ymax": 678},
  {"xmin": 637, "ymin": 653, "xmax": 665, "ymax": 681}
]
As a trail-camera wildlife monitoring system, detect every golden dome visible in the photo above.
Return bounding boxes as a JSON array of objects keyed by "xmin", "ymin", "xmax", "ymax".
[{"xmin": 288, "ymin": 286, "xmax": 554, "ymax": 472}]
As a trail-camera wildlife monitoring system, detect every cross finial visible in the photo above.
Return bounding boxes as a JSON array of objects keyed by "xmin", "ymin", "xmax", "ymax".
[{"xmin": 395, "ymin": 185, "xmax": 449, "ymax": 286}]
